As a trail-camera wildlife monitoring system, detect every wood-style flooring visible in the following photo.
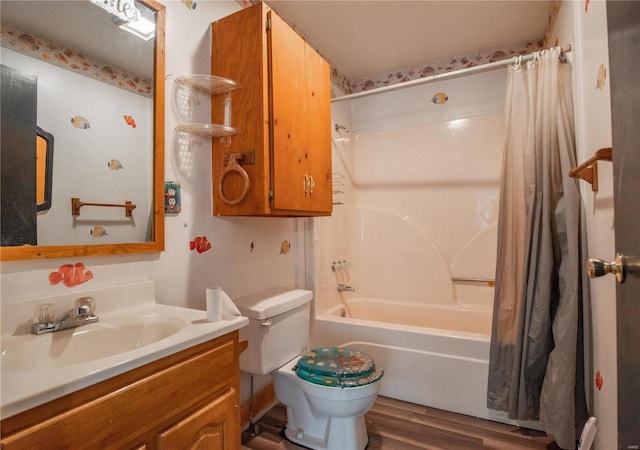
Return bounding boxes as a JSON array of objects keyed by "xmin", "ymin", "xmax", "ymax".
[{"xmin": 241, "ymin": 396, "xmax": 562, "ymax": 450}]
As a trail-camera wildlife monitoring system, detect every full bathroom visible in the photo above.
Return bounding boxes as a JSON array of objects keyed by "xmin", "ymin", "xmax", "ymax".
[{"xmin": 0, "ymin": 1, "xmax": 635, "ymax": 449}]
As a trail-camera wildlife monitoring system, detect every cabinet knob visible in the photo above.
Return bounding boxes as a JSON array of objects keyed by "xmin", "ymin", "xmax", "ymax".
[{"xmin": 303, "ymin": 175, "xmax": 315, "ymax": 194}]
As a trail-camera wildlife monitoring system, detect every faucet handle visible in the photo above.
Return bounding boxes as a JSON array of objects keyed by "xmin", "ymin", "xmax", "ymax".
[
  {"xmin": 33, "ymin": 303, "xmax": 56, "ymax": 324},
  {"xmin": 75, "ymin": 296, "xmax": 96, "ymax": 314}
]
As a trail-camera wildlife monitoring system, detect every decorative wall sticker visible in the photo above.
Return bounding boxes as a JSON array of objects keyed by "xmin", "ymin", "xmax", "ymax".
[
  {"xmin": 100, "ymin": 65, "xmax": 117, "ymax": 80},
  {"xmin": 489, "ymin": 50, "xmax": 507, "ymax": 63},
  {"xmin": 17, "ymin": 33, "xmax": 39, "ymax": 51},
  {"xmin": 181, "ymin": 0, "xmax": 197, "ymax": 10},
  {"xmin": 71, "ymin": 115, "xmax": 91, "ymax": 129},
  {"xmin": 49, "ymin": 262, "xmax": 94, "ymax": 288},
  {"xmin": 596, "ymin": 64, "xmax": 606, "ymax": 90},
  {"xmin": 330, "ymin": 66, "xmax": 351, "ymax": 97},
  {"xmin": 250, "ymin": 242, "xmax": 254, "ymax": 253},
  {"xmin": 123, "ymin": 115, "xmax": 137, "ymax": 128},
  {"xmin": 431, "ymin": 92, "xmax": 448, "ymax": 105},
  {"xmin": 165, "ymin": 181, "xmax": 182, "ymax": 214},
  {"xmin": 585, "ymin": 0, "xmax": 590, "ymax": 12},
  {"xmin": 190, "ymin": 236, "xmax": 211, "ymax": 253},
  {"xmin": 595, "ymin": 370, "xmax": 604, "ymax": 391},
  {"xmin": 280, "ymin": 240, "xmax": 291, "ymax": 255},
  {"xmin": 90, "ymin": 225, "xmax": 108, "ymax": 238},
  {"xmin": 108, "ymin": 159, "xmax": 124, "ymax": 170}
]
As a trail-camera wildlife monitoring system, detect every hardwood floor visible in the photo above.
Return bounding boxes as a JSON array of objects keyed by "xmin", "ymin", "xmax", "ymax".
[{"xmin": 241, "ymin": 396, "xmax": 562, "ymax": 450}]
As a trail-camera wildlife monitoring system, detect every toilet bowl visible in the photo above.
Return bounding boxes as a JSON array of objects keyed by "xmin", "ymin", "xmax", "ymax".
[{"xmin": 233, "ymin": 288, "xmax": 383, "ymax": 450}]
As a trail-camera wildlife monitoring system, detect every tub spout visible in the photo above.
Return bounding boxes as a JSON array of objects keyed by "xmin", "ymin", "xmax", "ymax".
[{"xmin": 337, "ymin": 284, "xmax": 355, "ymax": 293}]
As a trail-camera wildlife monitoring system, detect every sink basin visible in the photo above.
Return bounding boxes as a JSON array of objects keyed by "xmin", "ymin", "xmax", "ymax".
[{"xmin": 1, "ymin": 316, "xmax": 187, "ymax": 371}]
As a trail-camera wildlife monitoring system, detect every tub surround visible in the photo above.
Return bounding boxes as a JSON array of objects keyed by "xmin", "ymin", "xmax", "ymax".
[{"xmin": 0, "ymin": 281, "xmax": 248, "ymax": 420}]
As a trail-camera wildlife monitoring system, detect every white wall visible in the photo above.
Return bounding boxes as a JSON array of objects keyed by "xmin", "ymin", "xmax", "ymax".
[{"xmin": 553, "ymin": 1, "xmax": 617, "ymax": 448}]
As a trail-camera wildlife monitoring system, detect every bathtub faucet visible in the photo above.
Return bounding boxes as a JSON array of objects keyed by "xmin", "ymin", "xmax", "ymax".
[{"xmin": 337, "ymin": 284, "xmax": 355, "ymax": 293}]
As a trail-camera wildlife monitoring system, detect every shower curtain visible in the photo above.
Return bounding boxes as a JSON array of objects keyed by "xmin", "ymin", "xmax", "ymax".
[{"xmin": 487, "ymin": 48, "xmax": 590, "ymax": 449}]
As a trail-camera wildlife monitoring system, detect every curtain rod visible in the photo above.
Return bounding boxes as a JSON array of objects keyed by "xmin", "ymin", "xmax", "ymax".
[{"xmin": 331, "ymin": 44, "xmax": 572, "ymax": 103}]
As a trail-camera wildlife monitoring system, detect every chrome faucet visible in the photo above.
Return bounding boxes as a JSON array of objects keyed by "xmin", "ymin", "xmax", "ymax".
[
  {"xmin": 337, "ymin": 284, "xmax": 355, "ymax": 293},
  {"xmin": 31, "ymin": 297, "xmax": 99, "ymax": 335}
]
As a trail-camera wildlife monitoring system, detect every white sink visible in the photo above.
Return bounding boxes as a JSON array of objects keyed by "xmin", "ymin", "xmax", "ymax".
[{"xmin": 1, "ymin": 316, "xmax": 187, "ymax": 371}]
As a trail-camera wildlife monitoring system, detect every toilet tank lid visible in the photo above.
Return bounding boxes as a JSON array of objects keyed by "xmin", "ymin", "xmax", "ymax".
[{"xmin": 232, "ymin": 288, "xmax": 312, "ymax": 319}]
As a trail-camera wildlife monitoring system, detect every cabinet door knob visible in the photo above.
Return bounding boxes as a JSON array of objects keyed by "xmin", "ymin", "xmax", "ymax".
[{"xmin": 309, "ymin": 176, "xmax": 315, "ymax": 193}]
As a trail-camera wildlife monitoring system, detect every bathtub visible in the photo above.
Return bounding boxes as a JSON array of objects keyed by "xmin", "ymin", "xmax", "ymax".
[{"xmin": 312, "ymin": 297, "xmax": 525, "ymax": 425}]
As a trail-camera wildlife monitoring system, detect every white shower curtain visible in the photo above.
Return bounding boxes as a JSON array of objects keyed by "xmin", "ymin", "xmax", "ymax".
[{"xmin": 487, "ymin": 48, "xmax": 590, "ymax": 449}]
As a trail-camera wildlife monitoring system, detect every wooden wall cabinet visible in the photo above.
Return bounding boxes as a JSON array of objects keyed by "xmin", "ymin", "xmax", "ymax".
[
  {"xmin": 211, "ymin": 3, "xmax": 332, "ymax": 217},
  {"xmin": 0, "ymin": 332, "xmax": 243, "ymax": 450}
]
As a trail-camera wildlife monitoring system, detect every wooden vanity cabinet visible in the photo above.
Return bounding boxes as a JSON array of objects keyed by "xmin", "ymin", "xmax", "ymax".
[
  {"xmin": 0, "ymin": 332, "xmax": 243, "ymax": 450},
  {"xmin": 211, "ymin": 2, "xmax": 332, "ymax": 217}
]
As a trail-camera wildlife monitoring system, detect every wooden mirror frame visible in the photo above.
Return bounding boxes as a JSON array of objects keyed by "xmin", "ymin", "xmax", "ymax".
[
  {"xmin": 0, "ymin": 0, "xmax": 165, "ymax": 261},
  {"xmin": 35, "ymin": 127, "xmax": 54, "ymax": 213}
]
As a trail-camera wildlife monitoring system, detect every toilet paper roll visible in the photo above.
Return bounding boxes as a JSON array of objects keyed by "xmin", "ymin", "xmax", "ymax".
[{"xmin": 206, "ymin": 287, "xmax": 241, "ymax": 322}]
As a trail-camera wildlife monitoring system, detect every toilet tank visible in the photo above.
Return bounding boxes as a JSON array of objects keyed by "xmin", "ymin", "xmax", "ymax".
[{"xmin": 233, "ymin": 288, "xmax": 312, "ymax": 375}]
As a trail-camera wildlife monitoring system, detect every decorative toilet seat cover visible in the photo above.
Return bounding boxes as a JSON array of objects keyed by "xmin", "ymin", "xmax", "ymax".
[{"xmin": 295, "ymin": 347, "xmax": 384, "ymax": 387}]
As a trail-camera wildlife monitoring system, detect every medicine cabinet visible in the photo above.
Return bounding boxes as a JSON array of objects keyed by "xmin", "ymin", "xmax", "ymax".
[{"xmin": 210, "ymin": 2, "xmax": 332, "ymax": 216}]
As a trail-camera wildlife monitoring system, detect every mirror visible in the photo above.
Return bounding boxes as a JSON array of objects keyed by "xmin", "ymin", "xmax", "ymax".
[{"xmin": 0, "ymin": 0, "xmax": 165, "ymax": 261}]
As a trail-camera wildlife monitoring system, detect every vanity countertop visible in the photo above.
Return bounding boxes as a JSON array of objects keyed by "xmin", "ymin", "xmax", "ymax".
[{"xmin": 0, "ymin": 281, "xmax": 248, "ymax": 420}]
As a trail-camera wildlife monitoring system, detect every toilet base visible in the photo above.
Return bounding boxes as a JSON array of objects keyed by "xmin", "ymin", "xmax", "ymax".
[{"xmin": 280, "ymin": 420, "xmax": 369, "ymax": 450}]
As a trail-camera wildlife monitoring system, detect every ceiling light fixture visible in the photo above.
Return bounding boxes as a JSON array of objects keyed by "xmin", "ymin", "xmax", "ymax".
[{"xmin": 119, "ymin": 16, "xmax": 155, "ymax": 41}]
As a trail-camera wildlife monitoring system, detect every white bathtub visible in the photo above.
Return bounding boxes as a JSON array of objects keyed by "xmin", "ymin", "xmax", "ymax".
[{"xmin": 312, "ymin": 297, "xmax": 522, "ymax": 425}]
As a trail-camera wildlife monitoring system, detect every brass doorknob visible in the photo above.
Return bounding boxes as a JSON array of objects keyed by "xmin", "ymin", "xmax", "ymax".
[{"xmin": 587, "ymin": 253, "xmax": 626, "ymax": 283}]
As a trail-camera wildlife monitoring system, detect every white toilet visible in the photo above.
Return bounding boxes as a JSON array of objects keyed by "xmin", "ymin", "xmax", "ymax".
[{"xmin": 234, "ymin": 288, "xmax": 383, "ymax": 450}]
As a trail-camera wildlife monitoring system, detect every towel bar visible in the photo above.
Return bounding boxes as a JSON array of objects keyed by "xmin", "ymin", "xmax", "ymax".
[{"xmin": 71, "ymin": 197, "xmax": 136, "ymax": 217}]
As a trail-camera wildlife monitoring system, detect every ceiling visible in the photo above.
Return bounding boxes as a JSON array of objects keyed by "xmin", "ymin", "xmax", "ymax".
[
  {"xmin": 2, "ymin": 1, "xmax": 551, "ymax": 87},
  {"xmin": 266, "ymin": 1, "xmax": 552, "ymax": 82}
]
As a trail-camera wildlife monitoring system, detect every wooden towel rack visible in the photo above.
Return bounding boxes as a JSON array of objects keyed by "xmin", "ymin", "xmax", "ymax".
[
  {"xmin": 568, "ymin": 147, "xmax": 612, "ymax": 192},
  {"xmin": 71, "ymin": 197, "xmax": 136, "ymax": 217}
]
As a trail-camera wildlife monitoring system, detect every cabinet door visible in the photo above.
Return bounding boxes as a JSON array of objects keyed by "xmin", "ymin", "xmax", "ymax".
[
  {"xmin": 269, "ymin": 12, "xmax": 332, "ymax": 214},
  {"xmin": 157, "ymin": 388, "xmax": 239, "ymax": 450},
  {"xmin": 211, "ymin": 4, "xmax": 271, "ymax": 217},
  {"xmin": 269, "ymin": 10, "xmax": 309, "ymax": 212},
  {"xmin": 303, "ymin": 43, "xmax": 332, "ymax": 213}
]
